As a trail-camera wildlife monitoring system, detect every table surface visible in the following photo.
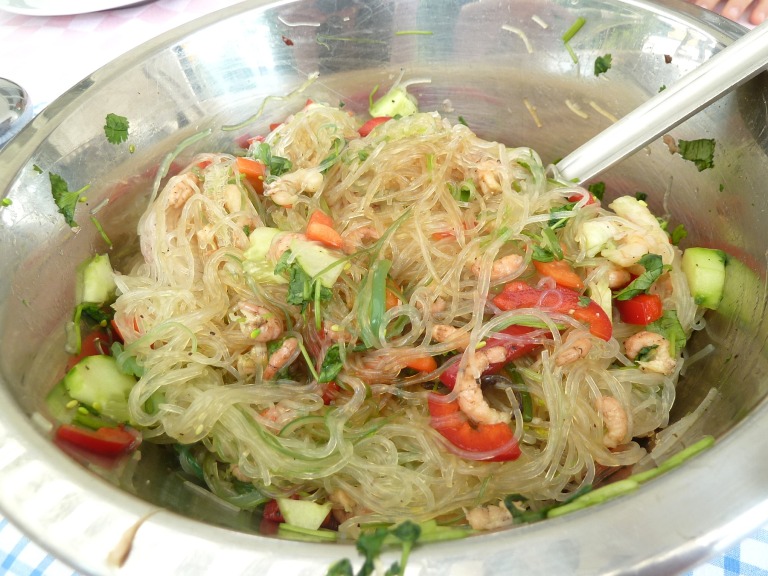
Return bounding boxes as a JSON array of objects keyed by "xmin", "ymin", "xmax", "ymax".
[{"xmin": 1, "ymin": 1, "xmax": 767, "ymax": 575}]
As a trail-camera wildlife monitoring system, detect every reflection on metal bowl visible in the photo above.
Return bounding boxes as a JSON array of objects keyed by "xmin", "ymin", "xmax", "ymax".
[{"xmin": 1, "ymin": 1, "xmax": 767, "ymax": 574}]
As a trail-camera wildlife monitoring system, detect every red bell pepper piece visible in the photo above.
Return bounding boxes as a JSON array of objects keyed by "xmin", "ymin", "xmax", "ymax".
[
  {"xmin": 492, "ymin": 282, "xmax": 612, "ymax": 341},
  {"xmin": 358, "ymin": 116, "xmax": 391, "ymax": 137},
  {"xmin": 428, "ymin": 394, "xmax": 521, "ymax": 461},
  {"xmin": 615, "ymin": 293, "xmax": 663, "ymax": 325},
  {"xmin": 55, "ymin": 424, "xmax": 139, "ymax": 457},
  {"xmin": 439, "ymin": 325, "xmax": 539, "ymax": 389},
  {"xmin": 66, "ymin": 329, "xmax": 112, "ymax": 371}
]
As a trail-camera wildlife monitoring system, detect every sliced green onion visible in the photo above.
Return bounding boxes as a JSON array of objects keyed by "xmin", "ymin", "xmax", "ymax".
[
  {"xmin": 369, "ymin": 259, "xmax": 392, "ymax": 345},
  {"xmin": 628, "ymin": 435, "xmax": 714, "ymax": 484},
  {"xmin": 562, "ymin": 17, "xmax": 586, "ymax": 42}
]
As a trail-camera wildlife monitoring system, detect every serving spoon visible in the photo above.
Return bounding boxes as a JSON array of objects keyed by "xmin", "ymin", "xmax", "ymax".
[{"xmin": 555, "ymin": 19, "xmax": 768, "ymax": 183}]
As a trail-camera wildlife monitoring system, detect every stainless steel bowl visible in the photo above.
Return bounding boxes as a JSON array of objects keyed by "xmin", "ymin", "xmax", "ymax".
[{"xmin": 2, "ymin": 1, "xmax": 767, "ymax": 574}]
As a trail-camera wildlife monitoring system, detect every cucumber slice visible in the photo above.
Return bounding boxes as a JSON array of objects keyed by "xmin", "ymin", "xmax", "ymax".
[
  {"xmin": 290, "ymin": 238, "xmax": 344, "ymax": 288},
  {"xmin": 277, "ymin": 498, "xmax": 332, "ymax": 531},
  {"xmin": 64, "ymin": 355, "xmax": 136, "ymax": 423},
  {"xmin": 681, "ymin": 247, "xmax": 727, "ymax": 310},
  {"xmin": 76, "ymin": 254, "xmax": 116, "ymax": 304}
]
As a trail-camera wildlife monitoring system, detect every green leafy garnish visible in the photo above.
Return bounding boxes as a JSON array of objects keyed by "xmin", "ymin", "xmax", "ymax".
[
  {"xmin": 587, "ymin": 181, "xmax": 605, "ymax": 201},
  {"xmin": 356, "ymin": 527, "xmax": 389, "ymax": 576},
  {"xmin": 614, "ymin": 253, "xmax": 665, "ymax": 300},
  {"xmin": 77, "ymin": 302, "xmax": 113, "ymax": 325},
  {"xmin": 594, "ymin": 54, "xmax": 612, "ymax": 76},
  {"xmin": 548, "ymin": 201, "xmax": 576, "ymax": 230},
  {"xmin": 670, "ymin": 223, "xmax": 688, "ymax": 245},
  {"xmin": 635, "ymin": 344, "xmax": 659, "ymax": 362},
  {"xmin": 318, "ymin": 138, "xmax": 346, "ymax": 173},
  {"xmin": 577, "ymin": 296, "xmax": 592, "ymax": 307},
  {"xmin": 658, "ymin": 84, "xmax": 666, "ymax": 92},
  {"xmin": 251, "ymin": 142, "xmax": 293, "ymax": 178},
  {"xmin": 457, "ymin": 115, "xmax": 468, "ymax": 126},
  {"xmin": 678, "ymin": 138, "xmax": 715, "ymax": 171},
  {"xmin": 104, "ymin": 113, "xmax": 129, "ymax": 145},
  {"xmin": 634, "ymin": 192, "xmax": 647, "ymax": 202},
  {"xmin": 49, "ymin": 172, "xmax": 90, "ymax": 228},
  {"xmin": 326, "ymin": 559, "xmax": 354, "ymax": 576},
  {"xmin": 278, "ymin": 257, "xmax": 332, "ymax": 309},
  {"xmin": 318, "ymin": 344, "xmax": 344, "ymax": 383},
  {"xmin": 647, "ymin": 310, "xmax": 686, "ymax": 356},
  {"xmin": 32, "ymin": 164, "xmax": 43, "ymax": 174}
]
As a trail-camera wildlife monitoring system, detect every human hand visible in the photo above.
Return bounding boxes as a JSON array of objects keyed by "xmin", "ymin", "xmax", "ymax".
[{"xmin": 690, "ymin": 0, "xmax": 768, "ymax": 25}]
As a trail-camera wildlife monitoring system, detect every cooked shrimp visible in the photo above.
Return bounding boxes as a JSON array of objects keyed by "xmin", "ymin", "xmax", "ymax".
[
  {"xmin": 624, "ymin": 331, "xmax": 676, "ymax": 375},
  {"xmin": 465, "ymin": 501, "xmax": 513, "ymax": 530},
  {"xmin": 471, "ymin": 254, "xmax": 523, "ymax": 281},
  {"xmin": 577, "ymin": 197, "xmax": 674, "ymax": 267},
  {"xmin": 556, "ymin": 337, "xmax": 592, "ymax": 366},
  {"xmin": 431, "ymin": 324, "xmax": 470, "ymax": 351},
  {"xmin": 268, "ymin": 232, "xmax": 305, "ymax": 262},
  {"xmin": 166, "ymin": 172, "xmax": 199, "ymax": 210},
  {"xmin": 472, "ymin": 159, "xmax": 503, "ymax": 195},
  {"xmin": 455, "ymin": 346, "xmax": 510, "ymax": 425},
  {"xmin": 260, "ymin": 400, "xmax": 296, "ymax": 428},
  {"xmin": 263, "ymin": 337, "xmax": 299, "ymax": 380},
  {"xmin": 264, "ymin": 168, "xmax": 324, "ymax": 206},
  {"xmin": 606, "ymin": 265, "xmax": 632, "ymax": 289},
  {"xmin": 342, "ymin": 225, "xmax": 380, "ymax": 254},
  {"xmin": 596, "ymin": 396, "xmax": 628, "ymax": 448},
  {"xmin": 237, "ymin": 302, "xmax": 283, "ymax": 342}
]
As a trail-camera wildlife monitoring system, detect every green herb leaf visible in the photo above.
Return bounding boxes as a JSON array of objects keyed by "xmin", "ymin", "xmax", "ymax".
[
  {"xmin": 49, "ymin": 172, "xmax": 88, "ymax": 228},
  {"xmin": 587, "ymin": 181, "xmax": 605, "ymax": 201},
  {"xmin": 670, "ymin": 223, "xmax": 687, "ymax": 245},
  {"xmin": 635, "ymin": 344, "xmax": 659, "ymax": 362},
  {"xmin": 548, "ymin": 201, "xmax": 576, "ymax": 230},
  {"xmin": 104, "ymin": 113, "xmax": 129, "ymax": 145},
  {"xmin": 678, "ymin": 138, "xmax": 715, "ymax": 171},
  {"xmin": 78, "ymin": 302, "xmax": 113, "ymax": 325},
  {"xmin": 532, "ymin": 245, "xmax": 555, "ymax": 262},
  {"xmin": 635, "ymin": 192, "xmax": 647, "ymax": 202},
  {"xmin": 658, "ymin": 84, "xmax": 666, "ymax": 92},
  {"xmin": 318, "ymin": 137, "xmax": 345, "ymax": 173},
  {"xmin": 594, "ymin": 54, "xmax": 612, "ymax": 76},
  {"xmin": 647, "ymin": 310, "xmax": 686, "ymax": 356},
  {"xmin": 32, "ymin": 164, "xmax": 43, "ymax": 174},
  {"xmin": 578, "ymin": 296, "xmax": 592, "ymax": 307},
  {"xmin": 614, "ymin": 253, "xmax": 665, "ymax": 300},
  {"xmin": 356, "ymin": 528, "xmax": 389, "ymax": 576},
  {"xmin": 318, "ymin": 344, "xmax": 343, "ymax": 383},
  {"xmin": 326, "ymin": 558, "xmax": 354, "ymax": 576},
  {"xmin": 457, "ymin": 115, "xmax": 468, "ymax": 126},
  {"xmin": 251, "ymin": 142, "xmax": 293, "ymax": 177}
]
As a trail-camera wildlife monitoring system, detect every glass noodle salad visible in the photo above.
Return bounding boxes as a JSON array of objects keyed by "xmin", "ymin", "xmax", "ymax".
[{"xmin": 49, "ymin": 85, "xmax": 726, "ymax": 545}]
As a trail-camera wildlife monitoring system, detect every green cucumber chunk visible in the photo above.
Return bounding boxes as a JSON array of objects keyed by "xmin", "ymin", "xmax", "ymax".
[
  {"xmin": 277, "ymin": 498, "xmax": 332, "ymax": 531},
  {"xmin": 76, "ymin": 254, "xmax": 117, "ymax": 304},
  {"xmin": 64, "ymin": 355, "xmax": 136, "ymax": 423},
  {"xmin": 681, "ymin": 247, "xmax": 727, "ymax": 309},
  {"xmin": 290, "ymin": 238, "xmax": 344, "ymax": 288}
]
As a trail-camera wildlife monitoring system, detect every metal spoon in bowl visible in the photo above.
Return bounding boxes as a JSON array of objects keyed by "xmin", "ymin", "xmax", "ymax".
[
  {"xmin": 0, "ymin": 78, "xmax": 31, "ymax": 149},
  {"xmin": 555, "ymin": 20, "xmax": 768, "ymax": 184}
]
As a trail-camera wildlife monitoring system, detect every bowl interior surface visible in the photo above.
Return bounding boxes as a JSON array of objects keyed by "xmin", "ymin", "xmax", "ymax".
[{"xmin": 1, "ymin": 1, "xmax": 768, "ymax": 575}]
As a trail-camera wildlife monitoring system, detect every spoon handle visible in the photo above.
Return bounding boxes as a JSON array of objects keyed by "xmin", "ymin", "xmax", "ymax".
[{"xmin": 555, "ymin": 20, "xmax": 768, "ymax": 184}]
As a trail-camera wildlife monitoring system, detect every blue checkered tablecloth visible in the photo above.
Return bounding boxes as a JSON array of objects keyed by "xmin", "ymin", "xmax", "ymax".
[{"xmin": 1, "ymin": 512, "xmax": 767, "ymax": 575}]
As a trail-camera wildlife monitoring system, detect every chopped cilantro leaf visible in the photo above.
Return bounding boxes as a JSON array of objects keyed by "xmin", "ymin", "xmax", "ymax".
[
  {"xmin": 78, "ymin": 302, "xmax": 113, "ymax": 325},
  {"xmin": 636, "ymin": 344, "xmax": 659, "ymax": 362},
  {"xmin": 587, "ymin": 181, "xmax": 605, "ymax": 201},
  {"xmin": 678, "ymin": 138, "xmax": 715, "ymax": 171},
  {"xmin": 548, "ymin": 201, "xmax": 576, "ymax": 230},
  {"xmin": 356, "ymin": 527, "xmax": 389, "ymax": 576},
  {"xmin": 647, "ymin": 310, "xmax": 686, "ymax": 356},
  {"xmin": 318, "ymin": 344, "xmax": 344, "ymax": 383},
  {"xmin": 532, "ymin": 245, "xmax": 555, "ymax": 262},
  {"xmin": 317, "ymin": 138, "xmax": 345, "ymax": 173},
  {"xmin": 32, "ymin": 164, "xmax": 43, "ymax": 174},
  {"xmin": 457, "ymin": 115, "xmax": 468, "ymax": 126},
  {"xmin": 577, "ymin": 296, "xmax": 592, "ymax": 307},
  {"xmin": 358, "ymin": 150, "xmax": 370, "ymax": 161},
  {"xmin": 635, "ymin": 192, "xmax": 647, "ymax": 202},
  {"xmin": 658, "ymin": 84, "xmax": 667, "ymax": 92},
  {"xmin": 594, "ymin": 54, "xmax": 612, "ymax": 76},
  {"xmin": 670, "ymin": 223, "xmax": 687, "ymax": 245},
  {"xmin": 50, "ymin": 172, "xmax": 89, "ymax": 227},
  {"xmin": 326, "ymin": 559, "xmax": 353, "ymax": 576},
  {"xmin": 104, "ymin": 113, "xmax": 129, "ymax": 145},
  {"xmin": 614, "ymin": 253, "xmax": 666, "ymax": 300},
  {"xmin": 251, "ymin": 142, "xmax": 293, "ymax": 177}
]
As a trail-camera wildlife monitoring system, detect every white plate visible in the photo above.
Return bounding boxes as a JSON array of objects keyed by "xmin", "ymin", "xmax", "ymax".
[{"xmin": 0, "ymin": 0, "xmax": 151, "ymax": 16}]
